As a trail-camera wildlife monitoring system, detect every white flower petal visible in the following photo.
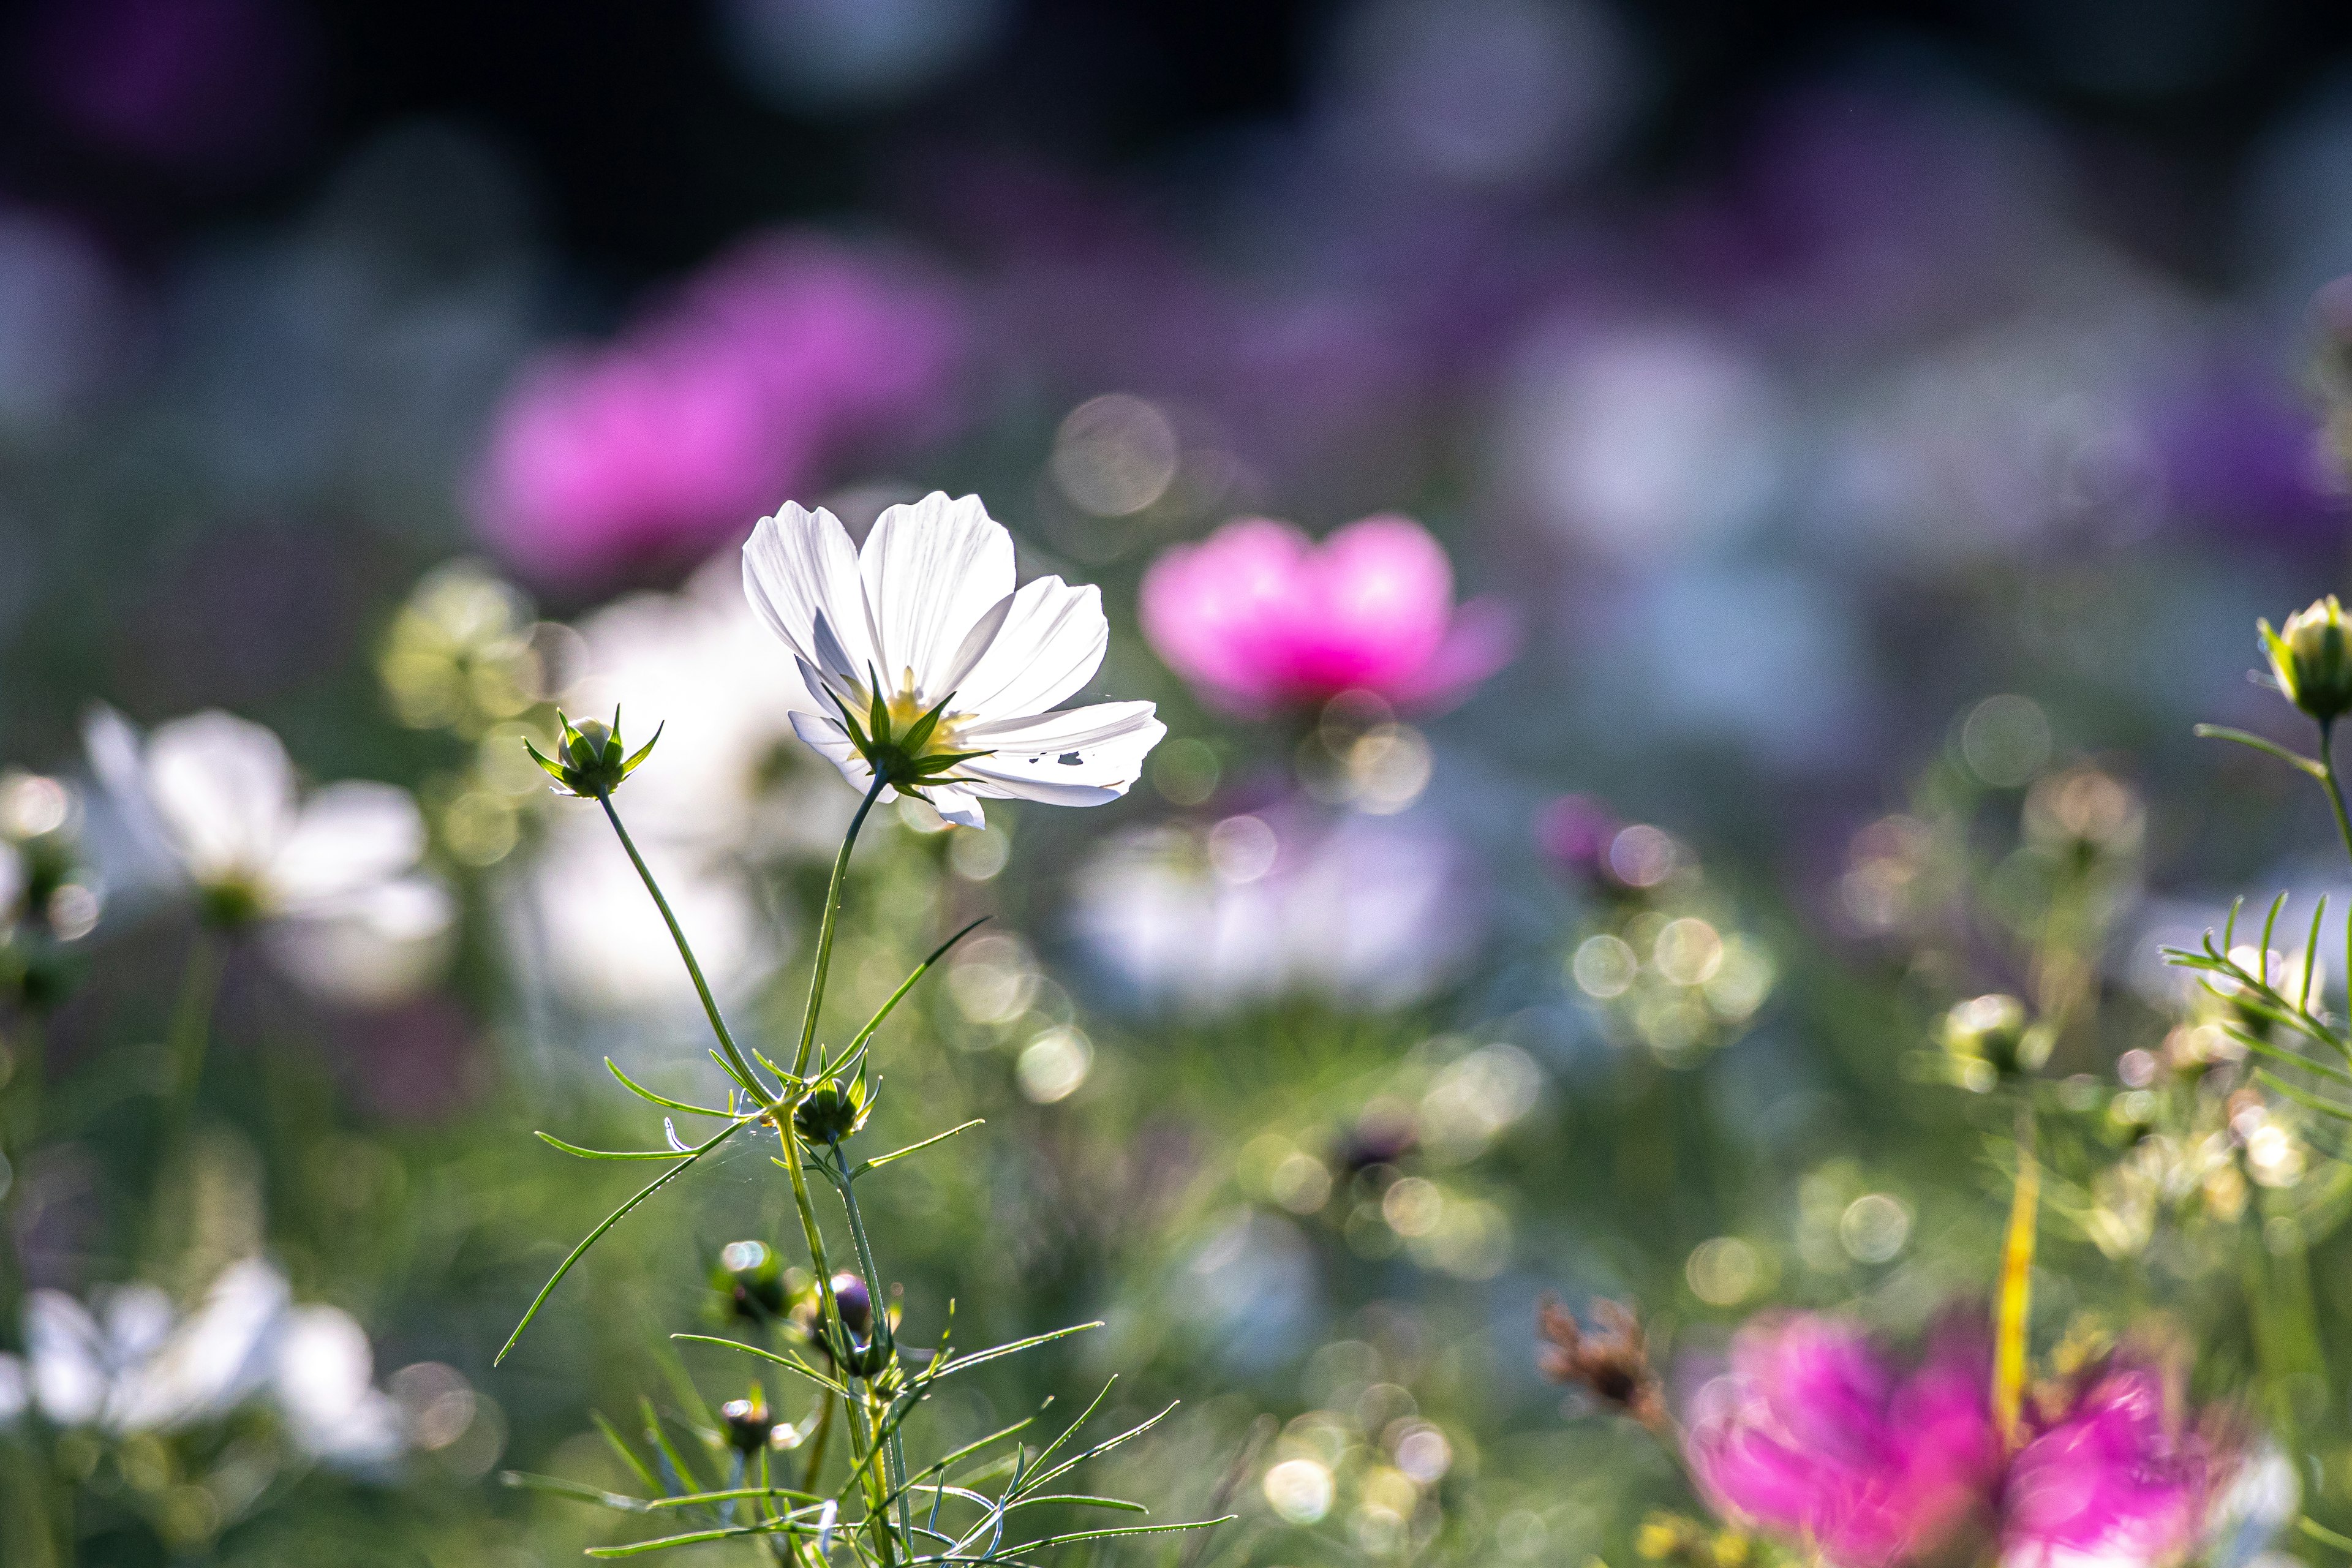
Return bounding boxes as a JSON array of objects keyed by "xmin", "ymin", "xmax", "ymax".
[
  {"xmin": 958, "ymin": 706, "xmax": 1165, "ymax": 805},
  {"xmin": 83, "ymin": 704, "xmax": 179, "ymax": 875},
  {"xmin": 271, "ymin": 782, "xmax": 426, "ymax": 907},
  {"xmin": 924, "ymin": 784, "xmax": 987, "ymax": 828},
  {"xmin": 25, "ymin": 1289, "xmax": 107, "ymax": 1427},
  {"xmin": 952, "ymin": 578, "xmax": 1109, "ymax": 719},
  {"xmin": 145, "ymin": 711, "xmax": 297, "ymax": 884},
  {"xmin": 114, "ymin": 1259, "xmax": 287, "ymax": 1434},
  {"xmin": 858, "ymin": 492, "xmax": 1017, "ymax": 700},
  {"xmin": 268, "ymin": 873, "xmax": 456, "ymax": 1005},
  {"xmin": 742, "ymin": 502, "xmax": 876, "ymax": 684},
  {"xmin": 959, "ymin": 701, "xmax": 1161, "ymax": 750},
  {"xmin": 789, "ymin": 709, "xmax": 898, "ymax": 802},
  {"xmin": 276, "ymin": 1305, "xmax": 404, "ymax": 1468}
]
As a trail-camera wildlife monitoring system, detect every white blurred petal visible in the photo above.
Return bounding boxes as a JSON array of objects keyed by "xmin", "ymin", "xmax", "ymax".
[
  {"xmin": 271, "ymin": 782, "xmax": 427, "ymax": 907},
  {"xmin": 25, "ymin": 1289, "xmax": 107, "ymax": 1427},
  {"xmin": 276, "ymin": 1305, "xmax": 404, "ymax": 1468},
  {"xmin": 268, "ymin": 873, "xmax": 456, "ymax": 1005},
  {"xmin": 113, "ymin": 1260, "xmax": 287, "ymax": 1433},
  {"xmin": 144, "ymin": 712, "xmax": 298, "ymax": 885}
]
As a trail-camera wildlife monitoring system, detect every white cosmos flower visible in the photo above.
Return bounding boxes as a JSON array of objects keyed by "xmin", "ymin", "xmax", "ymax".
[
  {"xmin": 742, "ymin": 492, "xmax": 1164, "ymax": 827},
  {"xmin": 10, "ymin": 1260, "xmax": 408, "ymax": 1469},
  {"xmin": 83, "ymin": 706, "xmax": 454, "ymax": 1003}
]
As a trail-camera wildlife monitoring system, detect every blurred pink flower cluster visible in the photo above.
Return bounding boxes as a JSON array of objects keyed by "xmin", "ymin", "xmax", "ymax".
[
  {"xmin": 1689, "ymin": 1313, "xmax": 2222, "ymax": 1568},
  {"xmin": 473, "ymin": 236, "xmax": 966, "ymax": 584},
  {"xmin": 1140, "ymin": 513, "xmax": 1515, "ymax": 715}
]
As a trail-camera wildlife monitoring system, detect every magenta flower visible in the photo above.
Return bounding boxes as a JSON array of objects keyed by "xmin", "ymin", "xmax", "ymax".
[
  {"xmin": 473, "ymin": 236, "xmax": 965, "ymax": 584},
  {"xmin": 2003, "ymin": 1363, "xmax": 2213, "ymax": 1568},
  {"xmin": 1139, "ymin": 514, "xmax": 1514, "ymax": 715},
  {"xmin": 1688, "ymin": 1314, "xmax": 2002, "ymax": 1568},
  {"xmin": 1687, "ymin": 1314, "xmax": 2232, "ymax": 1568}
]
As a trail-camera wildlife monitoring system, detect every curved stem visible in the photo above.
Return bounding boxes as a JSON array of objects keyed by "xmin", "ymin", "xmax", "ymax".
[
  {"xmin": 2320, "ymin": 720, "xmax": 2352, "ymax": 878},
  {"xmin": 598, "ymin": 795, "xmax": 772, "ymax": 1105},
  {"xmin": 794, "ymin": 777, "xmax": 889, "ymax": 1079}
]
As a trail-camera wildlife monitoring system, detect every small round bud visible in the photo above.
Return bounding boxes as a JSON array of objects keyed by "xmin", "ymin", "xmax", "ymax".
[
  {"xmin": 714, "ymin": 1240, "xmax": 786, "ymax": 1325},
  {"xmin": 1940, "ymin": 993, "xmax": 2046, "ymax": 1084},
  {"xmin": 2264, "ymin": 597, "xmax": 2352, "ymax": 722},
  {"xmin": 720, "ymin": 1396, "xmax": 771, "ymax": 1453},
  {"xmin": 526, "ymin": 707, "xmax": 661, "ymax": 799},
  {"xmin": 828, "ymin": 1272, "xmax": 872, "ymax": 1337},
  {"xmin": 793, "ymin": 1076, "xmax": 872, "ymax": 1145}
]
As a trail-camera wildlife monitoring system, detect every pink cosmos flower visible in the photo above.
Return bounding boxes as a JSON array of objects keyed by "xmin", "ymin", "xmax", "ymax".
[
  {"xmin": 1139, "ymin": 514, "xmax": 1515, "ymax": 715},
  {"xmin": 1688, "ymin": 1314, "xmax": 2230, "ymax": 1568},
  {"xmin": 2003, "ymin": 1363, "xmax": 2213, "ymax": 1568},
  {"xmin": 473, "ymin": 236, "xmax": 965, "ymax": 585},
  {"xmin": 1689, "ymin": 1314, "xmax": 2002, "ymax": 1568}
]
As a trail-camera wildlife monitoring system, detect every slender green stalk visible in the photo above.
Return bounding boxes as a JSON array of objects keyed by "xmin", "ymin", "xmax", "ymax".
[
  {"xmin": 598, "ymin": 795, "xmax": 773, "ymax": 1105},
  {"xmin": 793, "ymin": 776, "xmax": 889, "ymax": 1079},
  {"xmin": 832, "ymin": 1143, "xmax": 913, "ymax": 1548},
  {"xmin": 2321, "ymin": 719, "xmax": 2352, "ymax": 878}
]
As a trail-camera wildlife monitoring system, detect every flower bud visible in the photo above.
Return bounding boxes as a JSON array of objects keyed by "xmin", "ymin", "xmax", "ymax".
[
  {"xmin": 713, "ymin": 1240, "xmax": 787, "ymax": 1325},
  {"xmin": 793, "ymin": 1074, "xmax": 872, "ymax": 1146},
  {"xmin": 1940, "ymin": 993, "xmax": 2048, "ymax": 1086},
  {"xmin": 2261, "ymin": 597, "xmax": 2352, "ymax": 722},
  {"xmin": 720, "ymin": 1396, "xmax": 771, "ymax": 1453},
  {"xmin": 524, "ymin": 707, "xmax": 662, "ymax": 799},
  {"xmin": 828, "ymin": 1272, "xmax": 872, "ymax": 1337}
]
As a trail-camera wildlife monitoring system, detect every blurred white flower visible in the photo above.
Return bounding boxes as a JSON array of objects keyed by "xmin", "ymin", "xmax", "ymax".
[
  {"xmin": 8, "ymin": 1260, "xmax": 405, "ymax": 1469},
  {"xmin": 518, "ymin": 810, "xmax": 768, "ymax": 1012},
  {"xmin": 743, "ymin": 491, "xmax": 1164, "ymax": 827},
  {"xmin": 274, "ymin": 1305, "xmax": 405, "ymax": 1469},
  {"xmin": 1500, "ymin": 320, "xmax": 1786, "ymax": 565},
  {"xmin": 83, "ymin": 706, "xmax": 453, "ymax": 1002},
  {"xmin": 567, "ymin": 551, "xmax": 843, "ymax": 861},
  {"xmin": 1072, "ymin": 808, "xmax": 1474, "ymax": 1009}
]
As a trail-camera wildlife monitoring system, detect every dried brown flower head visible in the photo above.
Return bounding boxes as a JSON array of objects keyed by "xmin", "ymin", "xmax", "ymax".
[{"xmin": 1538, "ymin": 1294, "xmax": 1668, "ymax": 1431}]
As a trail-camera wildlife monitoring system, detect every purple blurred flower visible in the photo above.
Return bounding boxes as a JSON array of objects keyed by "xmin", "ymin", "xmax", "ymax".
[
  {"xmin": 25, "ymin": 0, "xmax": 318, "ymax": 178},
  {"xmin": 1140, "ymin": 513, "xmax": 1514, "ymax": 715},
  {"xmin": 473, "ymin": 236, "xmax": 965, "ymax": 585},
  {"xmin": 2003, "ymin": 1362, "xmax": 2214, "ymax": 1568},
  {"xmin": 1689, "ymin": 1314, "xmax": 2002, "ymax": 1568},
  {"xmin": 1536, "ymin": 793, "xmax": 1620, "ymax": 883}
]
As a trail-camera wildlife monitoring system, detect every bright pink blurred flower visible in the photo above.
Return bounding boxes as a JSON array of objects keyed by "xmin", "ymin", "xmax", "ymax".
[
  {"xmin": 1690, "ymin": 1314, "xmax": 2232, "ymax": 1568},
  {"xmin": 474, "ymin": 237, "xmax": 965, "ymax": 584},
  {"xmin": 1689, "ymin": 1314, "xmax": 2002, "ymax": 1568},
  {"xmin": 1139, "ymin": 514, "xmax": 1514, "ymax": 715},
  {"xmin": 2003, "ymin": 1363, "xmax": 2214, "ymax": 1568}
]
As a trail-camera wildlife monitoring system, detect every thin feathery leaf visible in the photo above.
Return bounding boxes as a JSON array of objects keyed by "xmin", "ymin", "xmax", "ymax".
[
  {"xmin": 534, "ymin": 1131, "xmax": 699, "ymax": 1161},
  {"xmin": 2258, "ymin": 1068, "xmax": 2352, "ymax": 1121},
  {"xmin": 669, "ymin": 1333, "xmax": 850, "ymax": 1398},
  {"xmin": 496, "ymin": 1117, "xmax": 755, "ymax": 1365},
  {"xmin": 2264, "ymin": 892, "xmax": 2287, "ymax": 967},
  {"xmin": 855, "ymin": 1120, "xmax": 985, "ymax": 1178},
  {"xmin": 843, "ymin": 916, "xmax": 992, "ymax": 1063},
  {"xmin": 2193, "ymin": 724, "xmax": 2326, "ymax": 777},
  {"xmin": 2309, "ymin": 896, "xmax": 2332, "ymax": 1013},
  {"xmin": 605, "ymin": 1058, "xmax": 733, "ymax": 1118},
  {"xmin": 594, "ymin": 1410, "xmax": 664, "ymax": 1497},
  {"xmin": 1020, "ymin": 1403, "xmax": 1180, "ymax": 1496},
  {"xmin": 500, "ymin": 1471, "xmax": 654, "ymax": 1512},
  {"xmin": 929, "ymin": 1322, "xmax": 1104, "ymax": 1382},
  {"xmin": 2229, "ymin": 1028, "xmax": 2352, "ymax": 1088}
]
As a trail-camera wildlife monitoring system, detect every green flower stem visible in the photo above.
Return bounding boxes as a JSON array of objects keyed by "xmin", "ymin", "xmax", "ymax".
[
  {"xmin": 598, "ymin": 795, "xmax": 773, "ymax": 1106},
  {"xmin": 161, "ymin": 930, "xmax": 219, "ymax": 1147},
  {"xmin": 2320, "ymin": 719, "xmax": 2352, "ymax": 877},
  {"xmin": 594, "ymin": 789, "xmax": 895, "ymax": 1556},
  {"xmin": 831, "ymin": 1143, "xmax": 913, "ymax": 1549},
  {"xmin": 793, "ymin": 775, "xmax": 889, "ymax": 1080},
  {"xmin": 801, "ymin": 1389, "xmax": 835, "ymax": 1491}
]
